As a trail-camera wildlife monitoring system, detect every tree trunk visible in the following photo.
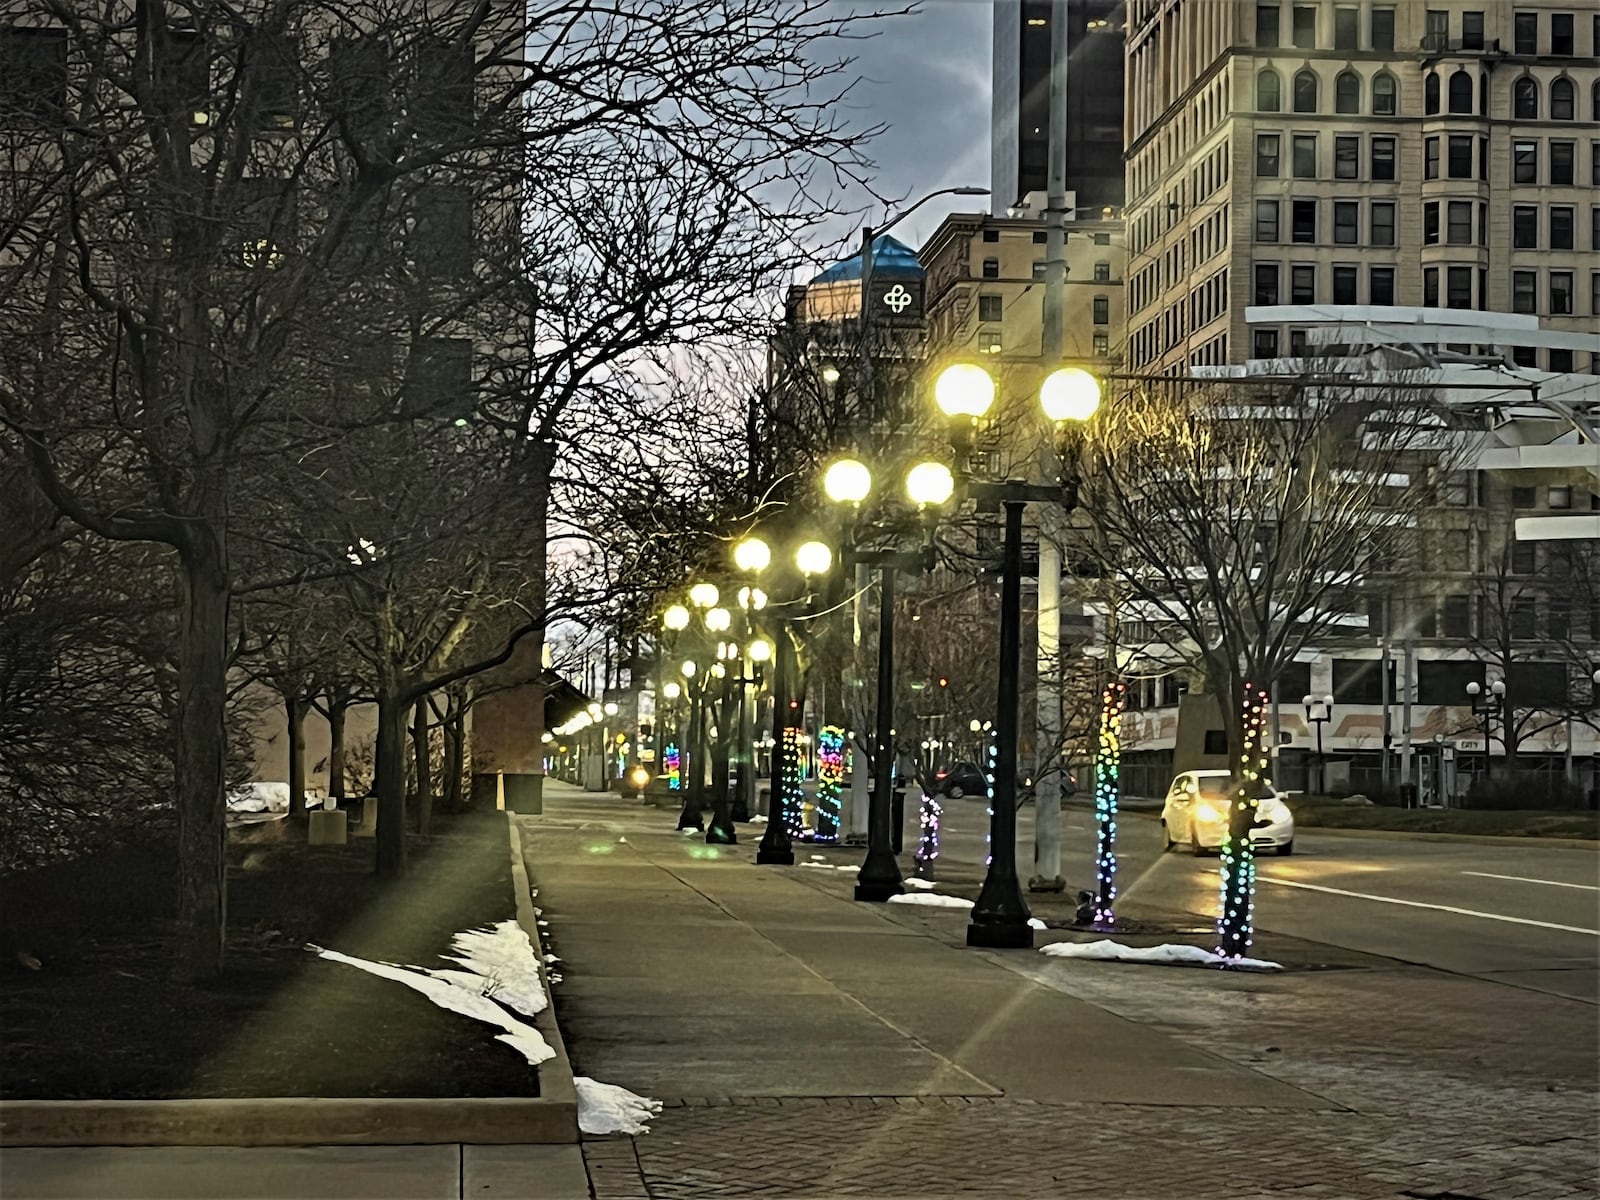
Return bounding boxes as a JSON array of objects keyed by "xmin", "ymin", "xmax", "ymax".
[
  {"xmin": 174, "ymin": 527, "xmax": 230, "ymax": 982},
  {"xmin": 286, "ymin": 693, "xmax": 307, "ymax": 818},
  {"xmin": 374, "ymin": 681, "xmax": 409, "ymax": 877},
  {"xmin": 412, "ymin": 697, "xmax": 433, "ymax": 837},
  {"xmin": 327, "ymin": 696, "xmax": 348, "ymax": 799},
  {"xmin": 444, "ymin": 697, "xmax": 466, "ymax": 813}
]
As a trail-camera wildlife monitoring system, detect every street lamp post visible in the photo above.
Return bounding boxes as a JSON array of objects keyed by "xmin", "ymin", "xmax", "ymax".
[
  {"xmin": 1302, "ymin": 694, "xmax": 1333, "ymax": 795},
  {"xmin": 1465, "ymin": 678, "xmax": 1506, "ymax": 783},
  {"xmin": 933, "ymin": 362, "xmax": 1102, "ymax": 949}
]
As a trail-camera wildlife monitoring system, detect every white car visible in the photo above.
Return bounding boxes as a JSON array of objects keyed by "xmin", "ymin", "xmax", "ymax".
[{"xmin": 1160, "ymin": 770, "xmax": 1295, "ymax": 856}]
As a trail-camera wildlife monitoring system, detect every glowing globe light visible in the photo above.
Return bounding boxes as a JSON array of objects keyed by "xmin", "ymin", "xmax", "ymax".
[
  {"xmin": 704, "ymin": 607, "xmax": 732, "ymax": 632},
  {"xmin": 733, "ymin": 537, "xmax": 771, "ymax": 573},
  {"xmin": 795, "ymin": 540, "xmax": 833, "ymax": 577},
  {"xmin": 1039, "ymin": 367, "xmax": 1102, "ymax": 423},
  {"xmin": 663, "ymin": 604, "xmax": 690, "ymax": 632},
  {"xmin": 933, "ymin": 363, "xmax": 996, "ymax": 419},
  {"xmin": 688, "ymin": 582, "xmax": 719, "ymax": 609},
  {"xmin": 905, "ymin": 461, "xmax": 955, "ymax": 509},
  {"xmin": 823, "ymin": 458, "xmax": 872, "ymax": 505}
]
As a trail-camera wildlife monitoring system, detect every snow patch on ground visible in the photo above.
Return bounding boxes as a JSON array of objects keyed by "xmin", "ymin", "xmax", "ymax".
[
  {"xmin": 226, "ymin": 782, "xmax": 289, "ymax": 812},
  {"xmin": 1028, "ymin": 917, "xmax": 1048, "ymax": 930},
  {"xmin": 888, "ymin": 892, "xmax": 974, "ymax": 910},
  {"xmin": 434, "ymin": 920, "xmax": 548, "ymax": 1017},
  {"xmin": 1039, "ymin": 939, "xmax": 1283, "ymax": 971},
  {"xmin": 904, "ymin": 877, "xmax": 940, "ymax": 890},
  {"xmin": 747, "ymin": 814, "xmax": 768, "ymax": 825},
  {"xmin": 575, "ymin": 1077, "xmax": 663, "ymax": 1135},
  {"xmin": 309, "ymin": 944, "xmax": 556, "ymax": 1064}
]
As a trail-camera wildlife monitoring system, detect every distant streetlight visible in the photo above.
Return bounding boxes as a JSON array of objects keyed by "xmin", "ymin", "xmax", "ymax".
[
  {"xmin": 704, "ymin": 607, "xmax": 732, "ymax": 633},
  {"xmin": 663, "ymin": 604, "xmax": 690, "ymax": 632},
  {"xmin": 795, "ymin": 540, "xmax": 833, "ymax": 579},
  {"xmin": 734, "ymin": 537, "xmax": 771, "ymax": 574},
  {"xmin": 688, "ymin": 582, "xmax": 719, "ymax": 609},
  {"xmin": 823, "ymin": 458, "xmax": 873, "ymax": 507}
]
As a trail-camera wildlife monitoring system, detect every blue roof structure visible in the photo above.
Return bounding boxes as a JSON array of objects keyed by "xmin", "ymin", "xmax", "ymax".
[{"xmin": 810, "ymin": 234, "xmax": 924, "ymax": 284}]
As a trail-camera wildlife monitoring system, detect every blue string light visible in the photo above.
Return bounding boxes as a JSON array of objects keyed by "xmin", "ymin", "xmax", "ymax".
[{"xmin": 1092, "ymin": 681, "xmax": 1126, "ymax": 930}]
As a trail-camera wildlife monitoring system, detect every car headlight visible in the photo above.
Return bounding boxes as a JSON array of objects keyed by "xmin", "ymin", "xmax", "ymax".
[{"xmin": 1193, "ymin": 802, "xmax": 1223, "ymax": 824}]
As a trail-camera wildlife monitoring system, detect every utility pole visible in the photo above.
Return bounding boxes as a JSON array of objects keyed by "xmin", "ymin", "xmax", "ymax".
[
  {"xmin": 1030, "ymin": 0, "xmax": 1070, "ymax": 893},
  {"xmin": 847, "ymin": 561, "xmax": 872, "ymax": 844},
  {"xmin": 1380, "ymin": 634, "xmax": 1393, "ymax": 793}
]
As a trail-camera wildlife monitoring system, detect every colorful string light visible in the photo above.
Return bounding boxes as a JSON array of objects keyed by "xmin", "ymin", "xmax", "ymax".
[
  {"xmin": 781, "ymin": 726, "xmax": 806, "ymax": 839},
  {"xmin": 815, "ymin": 726, "xmax": 844, "ymax": 843},
  {"xmin": 983, "ymin": 728, "xmax": 998, "ymax": 867},
  {"xmin": 914, "ymin": 791, "xmax": 942, "ymax": 879},
  {"xmin": 665, "ymin": 743, "xmax": 681, "ymax": 791},
  {"xmin": 1216, "ymin": 683, "xmax": 1269, "ymax": 962},
  {"xmin": 1092, "ymin": 681, "xmax": 1126, "ymax": 930}
]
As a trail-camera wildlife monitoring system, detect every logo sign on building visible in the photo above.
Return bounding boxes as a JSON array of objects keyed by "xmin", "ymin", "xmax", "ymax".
[{"xmin": 869, "ymin": 277, "xmax": 924, "ymax": 322}]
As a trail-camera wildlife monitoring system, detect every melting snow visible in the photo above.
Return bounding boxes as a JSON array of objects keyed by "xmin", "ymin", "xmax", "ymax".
[
  {"xmin": 1028, "ymin": 917, "xmax": 1048, "ymax": 930},
  {"xmin": 1039, "ymin": 939, "xmax": 1282, "ymax": 971},
  {"xmin": 431, "ymin": 921, "xmax": 548, "ymax": 1017},
  {"xmin": 887, "ymin": 893, "xmax": 974, "ymax": 910},
  {"xmin": 904, "ymin": 878, "xmax": 939, "ymax": 890},
  {"xmin": 575, "ymin": 1077, "xmax": 663, "ymax": 1135}
]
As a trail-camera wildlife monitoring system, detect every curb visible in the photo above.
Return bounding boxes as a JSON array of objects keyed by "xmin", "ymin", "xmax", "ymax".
[{"xmin": 0, "ymin": 815, "xmax": 579, "ymax": 1148}]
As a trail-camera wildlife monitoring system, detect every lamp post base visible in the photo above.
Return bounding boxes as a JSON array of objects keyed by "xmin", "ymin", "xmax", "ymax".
[
  {"xmin": 965, "ymin": 920, "xmax": 1034, "ymax": 949},
  {"xmin": 853, "ymin": 846, "xmax": 905, "ymax": 902},
  {"xmin": 706, "ymin": 823, "xmax": 738, "ymax": 845}
]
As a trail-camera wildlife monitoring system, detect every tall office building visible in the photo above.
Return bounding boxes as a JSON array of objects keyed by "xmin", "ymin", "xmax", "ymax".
[
  {"xmin": 1123, "ymin": 0, "xmax": 1600, "ymax": 371},
  {"xmin": 991, "ymin": 0, "xmax": 1127, "ymax": 213}
]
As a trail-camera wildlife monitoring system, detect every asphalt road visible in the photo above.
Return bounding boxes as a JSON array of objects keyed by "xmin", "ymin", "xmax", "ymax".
[{"xmin": 924, "ymin": 797, "xmax": 1600, "ymax": 1002}]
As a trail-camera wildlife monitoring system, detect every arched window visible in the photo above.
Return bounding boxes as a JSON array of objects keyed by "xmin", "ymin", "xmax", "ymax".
[
  {"xmin": 1372, "ymin": 72, "xmax": 1398, "ymax": 116},
  {"xmin": 1550, "ymin": 77, "xmax": 1574, "ymax": 120},
  {"xmin": 1448, "ymin": 70, "xmax": 1473, "ymax": 114},
  {"xmin": 1335, "ymin": 71, "xmax": 1361, "ymax": 113},
  {"xmin": 1513, "ymin": 76, "xmax": 1539, "ymax": 119},
  {"xmin": 1257, "ymin": 69, "xmax": 1281, "ymax": 112},
  {"xmin": 1593, "ymin": 80, "xmax": 1600, "ymax": 121},
  {"xmin": 1425, "ymin": 72, "xmax": 1440, "ymax": 114},
  {"xmin": 1293, "ymin": 69, "xmax": 1318, "ymax": 113}
]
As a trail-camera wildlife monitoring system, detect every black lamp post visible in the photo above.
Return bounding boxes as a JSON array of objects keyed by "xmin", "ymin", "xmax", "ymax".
[
  {"xmin": 1465, "ymin": 677, "xmax": 1505, "ymax": 782},
  {"xmin": 1302, "ymin": 693, "xmax": 1333, "ymax": 795},
  {"xmin": 931, "ymin": 362, "xmax": 1103, "ymax": 950}
]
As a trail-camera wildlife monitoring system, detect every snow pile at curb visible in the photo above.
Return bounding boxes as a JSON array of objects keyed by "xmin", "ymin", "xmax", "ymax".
[
  {"xmin": 1039, "ymin": 939, "xmax": 1283, "ymax": 971},
  {"xmin": 905, "ymin": 878, "xmax": 939, "ymax": 890},
  {"xmin": 1027, "ymin": 917, "xmax": 1047, "ymax": 930},
  {"xmin": 575, "ymin": 1077, "xmax": 663, "ymax": 1135},
  {"xmin": 888, "ymin": 892, "xmax": 974, "ymax": 910}
]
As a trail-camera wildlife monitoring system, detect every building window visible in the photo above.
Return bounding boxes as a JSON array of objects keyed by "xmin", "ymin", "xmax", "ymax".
[
  {"xmin": 1551, "ymin": 141, "xmax": 1575, "ymax": 185},
  {"xmin": 1446, "ymin": 201, "xmax": 1472, "ymax": 246},
  {"xmin": 1370, "ymin": 136, "xmax": 1395, "ymax": 180},
  {"xmin": 1256, "ymin": 4, "xmax": 1281, "ymax": 47},
  {"xmin": 1254, "ymin": 329, "xmax": 1280, "ymax": 358},
  {"xmin": 1551, "ymin": 271, "xmax": 1574, "ymax": 314},
  {"xmin": 1512, "ymin": 270, "xmax": 1537, "ymax": 313},
  {"xmin": 1512, "ymin": 540, "xmax": 1538, "ymax": 574},
  {"xmin": 1292, "ymin": 5, "xmax": 1316, "ymax": 47},
  {"xmin": 1461, "ymin": 11, "xmax": 1485, "ymax": 49},
  {"xmin": 1093, "ymin": 232, "xmax": 1110, "ymax": 246},
  {"xmin": 1548, "ymin": 348, "xmax": 1573, "ymax": 372},
  {"xmin": 982, "ymin": 228, "xmax": 1000, "ymax": 243},
  {"xmin": 1510, "ymin": 597, "xmax": 1539, "ymax": 640},
  {"xmin": 1031, "ymin": 230, "xmax": 1047, "ymax": 244},
  {"xmin": 1423, "ymin": 267, "xmax": 1439, "ymax": 307},
  {"xmin": 411, "ymin": 36, "xmax": 474, "ymax": 137},
  {"xmin": 1424, "ymin": 202, "xmax": 1440, "ymax": 245},
  {"xmin": 405, "ymin": 338, "xmax": 473, "ymax": 417},
  {"xmin": 1549, "ymin": 485, "xmax": 1573, "ymax": 509},
  {"xmin": 1448, "ymin": 135, "xmax": 1473, "ymax": 179},
  {"xmin": 0, "ymin": 26, "xmax": 69, "ymax": 125},
  {"xmin": 1551, "ymin": 12, "xmax": 1573, "ymax": 55},
  {"xmin": 1370, "ymin": 266, "xmax": 1395, "ymax": 304},
  {"xmin": 1031, "ymin": 260, "xmax": 1046, "ymax": 281},
  {"xmin": 1372, "ymin": 72, "xmax": 1397, "ymax": 115},
  {"xmin": 1293, "ymin": 69, "xmax": 1318, "ymax": 112},
  {"xmin": 1514, "ymin": 76, "xmax": 1539, "ymax": 119},
  {"xmin": 1551, "ymin": 78, "xmax": 1575, "ymax": 120},
  {"xmin": 1292, "ymin": 199, "xmax": 1317, "ymax": 243},
  {"xmin": 1335, "ymin": 71, "xmax": 1360, "ymax": 114},
  {"xmin": 1289, "ymin": 328, "xmax": 1309, "ymax": 356},
  {"xmin": 1334, "ymin": 201, "xmax": 1359, "ymax": 244},
  {"xmin": 1332, "ymin": 264, "xmax": 1358, "ymax": 304},
  {"xmin": 1551, "ymin": 206, "xmax": 1575, "ymax": 250},
  {"xmin": 982, "ymin": 257, "xmax": 1000, "ymax": 278},
  {"xmin": 410, "ymin": 185, "xmax": 474, "ymax": 280},
  {"xmin": 1335, "ymin": 135, "xmax": 1359, "ymax": 178},
  {"xmin": 1255, "ymin": 263, "xmax": 1280, "ymax": 305},
  {"xmin": 1425, "ymin": 72, "xmax": 1440, "ymax": 115},
  {"xmin": 1593, "ymin": 80, "xmax": 1600, "ymax": 121},
  {"xmin": 1334, "ymin": 6, "xmax": 1358, "ymax": 49},
  {"xmin": 1292, "ymin": 134, "xmax": 1316, "ymax": 178},
  {"xmin": 1256, "ymin": 133, "xmax": 1280, "ymax": 176},
  {"xmin": 1291, "ymin": 263, "xmax": 1315, "ymax": 303},
  {"xmin": 1448, "ymin": 70, "xmax": 1473, "ymax": 114},
  {"xmin": 1512, "ymin": 140, "xmax": 1537, "ymax": 183},
  {"xmin": 1442, "ymin": 595, "xmax": 1472, "ymax": 638},
  {"xmin": 1371, "ymin": 8, "xmax": 1395, "ymax": 51},
  {"xmin": 1093, "ymin": 261, "xmax": 1111, "ymax": 282},
  {"xmin": 1425, "ymin": 137, "xmax": 1440, "ymax": 179},
  {"xmin": 1511, "ymin": 345, "xmax": 1538, "ymax": 366},
  {"xmin": 1255, "ymin": 199, "xmax": 1280, "ymax": 242},
  {"xmin": 1514, "ymin": 205, "xmax": 1539, "ymax": 248},
  {"xmin": 978, "ymin": 330, "xmax": 1002, "ymax": 354},
  {"xmin": 978, "ymin": 294, "xmax": 1003, "ymax": 322},
  {"xmin": 1514, "ymin": 11, "xmax": 1537, "ymax": 55},
  {"xmin": 1257, "ymin": 69, "xmax": 1281, "ymax": 111},
  {"xmin": 1447, "ymin": 266, "xmax": 1473, "ymax": 309},
  {"xmin": 1092, "ymin": 295, "xmax": 1109, "ymax": 324},
  {"xmin": 1092, "ymin": 332, "xmax": 1109, "ymax": 356}
]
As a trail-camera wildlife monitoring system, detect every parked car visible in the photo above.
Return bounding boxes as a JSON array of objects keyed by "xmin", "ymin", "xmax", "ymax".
[
  {"xmin": 931, "ymin": 761, "xmax": 989, "ymax": 800},
  {"xmin": 1160, "ymin": 770, "xmax": 1295, "ymax": 856}
]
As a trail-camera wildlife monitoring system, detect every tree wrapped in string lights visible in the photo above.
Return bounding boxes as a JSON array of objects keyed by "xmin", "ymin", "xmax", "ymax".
[
  {"xmin": 816, "ymin": 726, "xmax": 846, "ymax": 842},
  {"xmin": 1091, "ymin": 681, "xmax": 1126, "ymax": 929},
  {"xmin": 1217, "ymin": 683, "xmax": 1271, "ymax": 961}
]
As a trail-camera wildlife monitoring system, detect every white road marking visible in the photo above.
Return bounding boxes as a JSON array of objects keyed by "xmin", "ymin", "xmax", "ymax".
[
  {"xmin": 1462, "ymin": 871, "xmax": 1599, "ymax": 892},
  {"xmin": 1261, "ymin": 877, "xmax": 1599, "ymax": 936}
]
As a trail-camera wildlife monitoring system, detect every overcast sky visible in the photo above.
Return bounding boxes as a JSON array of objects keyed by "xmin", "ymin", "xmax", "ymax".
[{"xmin": 808, "ymin": 1, "xmax": 994, "ymax": 266}]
